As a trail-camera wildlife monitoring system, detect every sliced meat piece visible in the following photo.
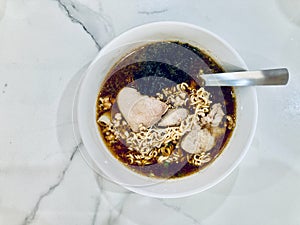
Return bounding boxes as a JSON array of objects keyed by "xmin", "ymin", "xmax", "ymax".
[
  {"xmin": 158, "ymin": 108, "xmax": 189, "ymax": 127},
  {"xmin": 201, "ymin": 103, "xmax": 225, "ymax": 127},
  {"xmin": 117, "ymin": 87, "xmax": 168, "ymax": 132},
  {"xmin": 181, "ymin": 124, "xmax": 215, "ymax": 154}
]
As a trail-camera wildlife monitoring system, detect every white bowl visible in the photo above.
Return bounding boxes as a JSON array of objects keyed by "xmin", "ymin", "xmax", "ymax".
[{"xmin": 77, "ymin": 21, "xmax": 258, "ymax": 198}]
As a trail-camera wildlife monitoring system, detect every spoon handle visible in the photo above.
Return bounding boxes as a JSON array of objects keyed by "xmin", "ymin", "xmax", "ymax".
[{"xmin": 201, "ymin": 68, "xmax": 289, "ymax": 86}]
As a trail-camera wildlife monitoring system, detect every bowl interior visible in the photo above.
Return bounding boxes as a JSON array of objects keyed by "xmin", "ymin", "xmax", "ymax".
[{"xmin": 77, "ymin": 22, "xmax": 257, "ymax": 198}]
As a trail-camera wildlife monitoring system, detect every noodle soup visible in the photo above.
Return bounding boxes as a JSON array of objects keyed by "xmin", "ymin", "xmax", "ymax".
[{"xmin": 96, "ymin": 41, "xmax": 236, "ymax": 179}]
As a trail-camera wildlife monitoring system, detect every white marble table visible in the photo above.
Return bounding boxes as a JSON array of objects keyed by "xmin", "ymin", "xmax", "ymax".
[{"xmin": 1, "ymin": 0, "xmax": 300, "ymax": 224}]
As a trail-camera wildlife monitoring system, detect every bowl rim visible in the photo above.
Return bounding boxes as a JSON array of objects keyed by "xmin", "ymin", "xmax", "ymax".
[{"xmin": 77, "ymin": 21, "xmax": 258, "ymax": 198}]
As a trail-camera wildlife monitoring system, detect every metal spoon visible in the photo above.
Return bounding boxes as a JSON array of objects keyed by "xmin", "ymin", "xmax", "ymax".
[{"xmin": 200, "ymin": 68, "xmax": 289, "ymax": 86}]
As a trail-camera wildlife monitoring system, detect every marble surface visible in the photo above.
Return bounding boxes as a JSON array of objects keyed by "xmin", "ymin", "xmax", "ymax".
[{"xmin": 1, "ymin": 0, "xmax": 300, "ymax": 224}]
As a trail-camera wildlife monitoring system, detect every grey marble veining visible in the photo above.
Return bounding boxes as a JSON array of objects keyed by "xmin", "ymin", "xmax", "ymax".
[
  {"xmin": 55, "ymin": 0, "xmax": 114, "ymax": 50},
  {"xmin": 22, "ymin": 145, "xmax": 80, "ymax": 225}
]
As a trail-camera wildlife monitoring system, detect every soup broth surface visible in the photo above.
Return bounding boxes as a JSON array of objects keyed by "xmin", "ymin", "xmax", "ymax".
[{"xmin": 96, "ymin": 41, "xmax": 236, "ymax": 179}]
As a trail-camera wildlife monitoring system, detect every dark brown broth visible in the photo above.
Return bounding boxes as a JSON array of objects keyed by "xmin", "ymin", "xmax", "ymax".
[{"xmin": 96, "ymin": 41, "xmax": 236, "ymax": 179}]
